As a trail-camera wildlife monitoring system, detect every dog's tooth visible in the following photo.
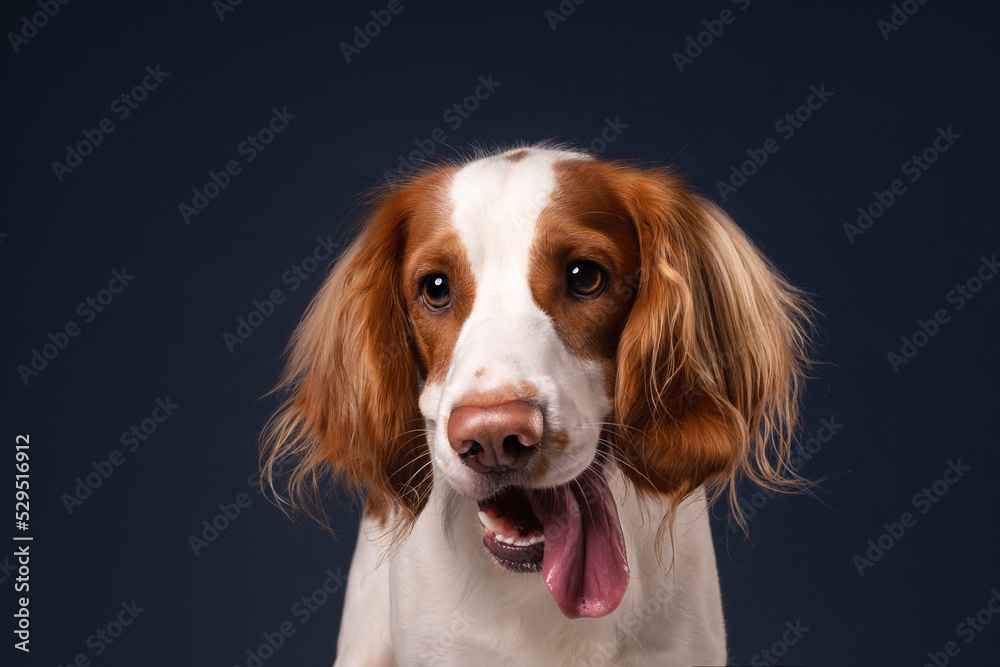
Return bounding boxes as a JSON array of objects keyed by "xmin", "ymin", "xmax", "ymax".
[
  {"xmin": 478, "ymin": 511, "xmax": 503, "ymax": 532},
  {"xmin": 528, "ymin": 535, "xmax": 543, "ymax": 545}
]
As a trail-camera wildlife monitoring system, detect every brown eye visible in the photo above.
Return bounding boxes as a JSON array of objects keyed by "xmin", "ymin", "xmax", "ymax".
[
  {"xmin": 421, "ymin": 274, "xmax": 451, "ymax": 310},
  {"xmin": 567, "ymin": 260, "xmax": 605, "ymax": 298}
]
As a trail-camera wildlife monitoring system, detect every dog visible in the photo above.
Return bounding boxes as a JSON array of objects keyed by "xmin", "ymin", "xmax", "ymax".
[{"xmin": 262, "ymin": 144, "xmax": 811, "ymax": 666}]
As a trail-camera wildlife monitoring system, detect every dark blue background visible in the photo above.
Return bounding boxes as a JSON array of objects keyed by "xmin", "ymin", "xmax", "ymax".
[{"xmin": 3, "ymin": 1, "xmax": 998, "ymax": 665}]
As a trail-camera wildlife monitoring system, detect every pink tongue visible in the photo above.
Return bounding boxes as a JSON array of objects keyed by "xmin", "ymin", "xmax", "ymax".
[{"xmin": 528, "ymin": 463, "xmax": 629, "ymax": 618}]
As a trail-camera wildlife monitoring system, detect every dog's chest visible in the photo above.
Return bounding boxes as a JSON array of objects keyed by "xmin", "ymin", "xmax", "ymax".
[{"xmin": 386, "ymin": 503, "xmax": 632, "ymax": 666}]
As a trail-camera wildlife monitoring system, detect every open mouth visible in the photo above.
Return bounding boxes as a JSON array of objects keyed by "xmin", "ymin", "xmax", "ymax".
[
  {"xmin": 478, "ymin": 488, "xmax": 546, "ymax": 572},
  {"xmin": 475, "ymin": 459, "xmax": 630, "ymax": 619}
]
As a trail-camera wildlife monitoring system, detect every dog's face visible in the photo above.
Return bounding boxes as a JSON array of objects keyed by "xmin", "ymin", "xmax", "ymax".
[
  {"xmin": 263, "ymin": 145, "xmax": 810, "ymax": 619},
  {"xmin": 406, "ymin": 150, "xmax": 639, "ymax": 498}
]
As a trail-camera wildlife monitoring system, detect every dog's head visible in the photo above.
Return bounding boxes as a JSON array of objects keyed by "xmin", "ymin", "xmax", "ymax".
[{"xmin": 263, "ymin": 145, "xmax": 811, "ymax": 618}]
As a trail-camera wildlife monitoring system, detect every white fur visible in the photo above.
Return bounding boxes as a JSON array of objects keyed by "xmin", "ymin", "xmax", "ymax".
[{"xmin": 334, "ymin": 147, "xmax": 728, "ymax": 666}]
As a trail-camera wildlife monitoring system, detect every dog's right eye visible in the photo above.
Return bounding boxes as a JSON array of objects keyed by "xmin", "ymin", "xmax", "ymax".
[
  {"xmin": 567, "ymin": 260, "xmax": 606, "ymax": 298},
  {"xmin": 421, "ymin": 274, "xmax": 451, "ymax": 310}
]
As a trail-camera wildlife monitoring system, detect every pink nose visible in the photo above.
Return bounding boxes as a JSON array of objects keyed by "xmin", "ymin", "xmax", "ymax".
[{"xmin": 448, "ymin": 400, "xmax": 543, "ymax": 473}]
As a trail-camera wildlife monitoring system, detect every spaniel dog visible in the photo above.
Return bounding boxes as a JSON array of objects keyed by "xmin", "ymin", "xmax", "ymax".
[{"xmin": 262, "ymin": 144, "xmax": 811, "ymax": 666}]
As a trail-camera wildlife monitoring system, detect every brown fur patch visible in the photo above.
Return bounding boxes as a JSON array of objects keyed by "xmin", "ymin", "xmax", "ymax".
[
  {"xmin": 261, "ymin": 166, "xmax": 462, "ymax": 533},
  {"xmin": 505, "ymin": 149, "xmax": 529, "ymax": 163},
  {"xmin": 530, "ymin": 158, "xmax": 812, "ymax": 524},
  {"xmin": 402, "ymin": 209, "xmax": 477, "ymax": 385},
  {"xmin": 598, "ymin": 163, "xmax": 813, "ymax": 520},
  {"xmin": 529, "ymin": 160, "xmax": 642, "ymax": 400}
]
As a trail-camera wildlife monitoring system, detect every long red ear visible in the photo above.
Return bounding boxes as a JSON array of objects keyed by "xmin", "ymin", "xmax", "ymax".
[
  {"xmin": 609, "ymin": 166, "xmax": 812, "ymax": 523},
  {"xmin": 261, "ymin": 177, "xmax": 439, "ymax": 532}
]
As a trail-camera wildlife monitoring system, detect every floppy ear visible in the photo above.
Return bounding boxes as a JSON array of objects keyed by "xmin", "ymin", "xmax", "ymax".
[
  {"xmin": 261, "ymin": 181, "xmax": 432, "ymax": 532},
  {"xmin": 609, "ymin": 167, "xmax": 811, "ymax": 521}
]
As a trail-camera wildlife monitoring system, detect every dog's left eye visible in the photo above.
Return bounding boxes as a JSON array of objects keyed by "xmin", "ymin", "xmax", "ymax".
[
  {"xmin": 421, "ymin": 274, "xmax": 451, "ymax": 310},
  {"xmin": 567, "ymin": 260, "xmax": 606, "ymax": 298}
]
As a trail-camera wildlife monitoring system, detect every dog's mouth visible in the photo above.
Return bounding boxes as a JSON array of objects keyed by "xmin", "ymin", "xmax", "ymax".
[{"xmin": 475, "ymin": 459, "xmax": 629, "ymax": 619}]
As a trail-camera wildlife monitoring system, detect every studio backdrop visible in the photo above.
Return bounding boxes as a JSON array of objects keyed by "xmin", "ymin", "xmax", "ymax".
[{"xmin": 3, "ymin": 1, "xmax": 998, "ymax": 665}]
